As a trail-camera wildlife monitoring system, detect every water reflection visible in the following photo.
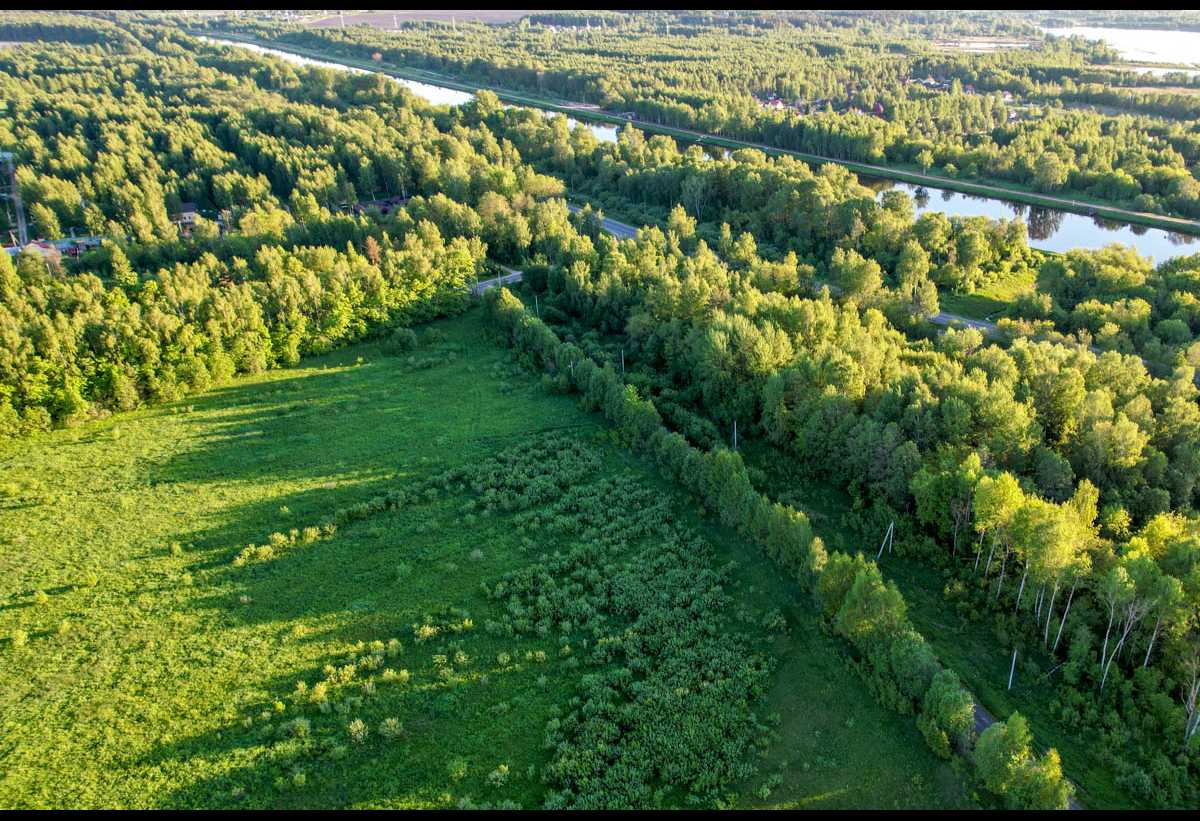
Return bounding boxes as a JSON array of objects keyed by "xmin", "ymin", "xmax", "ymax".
[
  {"xmin": 202, "ymin": 37, "xmax": 473, "ymax": 106},
  {"xmin": 868, "ymin": 179, "xmax": 1197, "ymax": 262},
  {"xmin": 201, "ymin": 36, "xmax": 1199, "ymax": 261},
  {"xmin": 1026, "ymin": 207, "xmax": 1065, "ymax": 241},
  {"xmin": 203, "ymin": 36, "xmax": 617, "ymax": 142},
  {"xmin": 540, "ymin": 109, "xmax": 618, "ymax": 142},
  {"xmin": 1042, "ymin": 26, "xmax": 1200, "ymax": 68}
]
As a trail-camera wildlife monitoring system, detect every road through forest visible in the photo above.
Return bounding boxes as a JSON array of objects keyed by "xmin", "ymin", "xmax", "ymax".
[
  {"xmin": 477, "ymin": 212, "xmax": 1085, "ymax": 808},
  {"xmin": 200, "ymin": 32, "xmax": 1200, "ymax": 239}
]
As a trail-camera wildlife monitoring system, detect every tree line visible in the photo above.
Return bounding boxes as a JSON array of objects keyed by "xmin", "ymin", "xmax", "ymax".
[
  {"xmin": 486, "ymin": 284, "xmax": 1074, "ymax": 809},
  {"xmin": 206, "ymin": 10, "xmax": 1200, "ymax": 219}
]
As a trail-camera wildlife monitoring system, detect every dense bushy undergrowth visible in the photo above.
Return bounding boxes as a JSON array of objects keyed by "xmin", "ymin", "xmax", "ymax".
[
  {"xmin": 485, "ymin": 285, "xmax": 1074, "ymax": 808},
  {"xmin": 226, "ymin": 431, "xmax": 778, "ymax": 808}
]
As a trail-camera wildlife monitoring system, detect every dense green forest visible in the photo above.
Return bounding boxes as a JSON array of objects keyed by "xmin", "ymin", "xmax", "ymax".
[
  {"xmin": 0, "ymin": 10, "xmax": 1198, "ymax": 811},
  {"xmin": 471, "ymin": 99, "xmax": 1200, "ymax": 805},
  {"xmin": 199, "ymin": 10, "xmax": 1200, "ymax": 221}
]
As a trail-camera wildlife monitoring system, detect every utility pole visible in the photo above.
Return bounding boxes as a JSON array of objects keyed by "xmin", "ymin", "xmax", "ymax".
[
  {"xmin": 875, "ymin": 520, "xmax": 894, "ymax": 561},
  {"xmin": 0, "ymin": 152, "xmax": 28, "ymax": 247}
]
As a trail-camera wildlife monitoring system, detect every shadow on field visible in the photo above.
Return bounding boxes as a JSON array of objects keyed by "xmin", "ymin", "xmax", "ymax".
[
  {"xmin": 136, "ymin": 493, "xmax": 551, "ymax": 809},
  {"xmin": 120, "ymin": 332, "xmax": 556, "ymax": 807},
  {"xmin": 132, "ymin": 469, "xmax": 530, "ymax": 806},
  {"xmin": 140, "ymin": 632, "xmax": 551, "ymax": 809},
  {"xmin": 152, "ymin": 361, "xmax": 414, "ymax": 486},
  {"xmin": 146, "ymin": 344, "xmax": 479, "ymax": 552}
]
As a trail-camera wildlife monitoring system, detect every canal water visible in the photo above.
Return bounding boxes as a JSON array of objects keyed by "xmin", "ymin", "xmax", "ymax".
[
  {"xmin": 865, "ymin": 179, "xmax": 1198, "ymax": 261},
  {"xmin": 204, "ymin": 36, "xmax": 1199, "ymax": 263},
  {"xmin": 1042, "ymin": 25, "xmax": 1200, "ymax": 69},
  {"xmin": 202, "ymin": 37, "xmax": 618, "ymax": 141}
]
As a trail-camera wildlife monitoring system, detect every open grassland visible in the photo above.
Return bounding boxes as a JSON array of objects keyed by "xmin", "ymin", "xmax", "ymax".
[{"xmin": 0, "ymin": 309, "xmax": 966, "ymax": 809}]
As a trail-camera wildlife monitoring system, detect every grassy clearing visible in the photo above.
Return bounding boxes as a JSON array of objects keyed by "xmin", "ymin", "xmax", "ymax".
[
  {"xmin": 0, "ymin": 309, "xmax": 965, "ymax": 809},
  {"xmin": 939, "ymin": 267, "xmax": 1036, "ymax": 320}
]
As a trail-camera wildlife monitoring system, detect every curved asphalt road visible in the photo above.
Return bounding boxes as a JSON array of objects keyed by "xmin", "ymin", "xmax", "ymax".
[{"xmin": 564, "ymin": 203, "xmax": 640, "ymax": 240}]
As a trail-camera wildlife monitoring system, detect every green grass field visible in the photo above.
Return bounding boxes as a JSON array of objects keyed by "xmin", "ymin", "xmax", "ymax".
[
  {"xmin": 938, "ymin": 266, "xmax": 1037, "ymax": 321},
  {"xmin": 742, "ymin": 443, "xmax": 1137, "ymax": 810},
  {"xmin": 0, "ymin": 309, "xmax": 966, "ymax": 809}
]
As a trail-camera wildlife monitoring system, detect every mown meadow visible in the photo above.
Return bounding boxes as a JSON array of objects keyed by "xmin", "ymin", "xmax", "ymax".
[{"xmin": 0, "ymin": 309, "xmax": 967, "ymax": 809}]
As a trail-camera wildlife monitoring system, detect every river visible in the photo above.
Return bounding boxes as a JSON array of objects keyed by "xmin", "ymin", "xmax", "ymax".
[
  {"xmin": 204, "ymin": 36, "xmax": 1199, "ymax": 263},
  {"xmin": 201, "ymin": 37, "xmax": 618, "ymax": 141},
  {"xmin": 1042, "ymin": 25, "xmax": 1200, "ymax": 68}
]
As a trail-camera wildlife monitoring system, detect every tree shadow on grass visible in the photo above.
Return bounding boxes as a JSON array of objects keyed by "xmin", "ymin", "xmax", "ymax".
[
  {"xmin": 139, "ymin": 636, "xmax": 557, "ymax": 809},
  {"xmin": 149, "ymin": 361, "xmax": 431, "ymax": 489},
  {"xmin": 181, "ymin": 487, "xmax": 497, "ymax": 624},
  {"xmin": 73, "ymin": 317, "xmax": 608, "ymax": 806},
  {"xmin": 132, "ymin": 497, "xmax": 560, "ymax": 809}
]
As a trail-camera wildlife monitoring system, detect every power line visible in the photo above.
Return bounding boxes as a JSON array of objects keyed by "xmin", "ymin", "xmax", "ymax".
[{"xmin": 0, "ymin": 152, "xmax": 28, "ymax": 246}]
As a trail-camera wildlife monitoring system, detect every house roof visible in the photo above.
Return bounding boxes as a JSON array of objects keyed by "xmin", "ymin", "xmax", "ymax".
[{"xmin": 21, "ymin": 240, "xmax": 62, "ymax": 263}]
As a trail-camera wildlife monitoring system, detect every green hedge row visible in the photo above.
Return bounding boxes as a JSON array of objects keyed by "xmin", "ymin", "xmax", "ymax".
[{"xmin": 484, "ymin": 286, "xmax": 1074, "ymax": 809}]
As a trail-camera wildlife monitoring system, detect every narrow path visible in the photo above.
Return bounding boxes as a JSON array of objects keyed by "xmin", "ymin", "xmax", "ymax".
[
  {"xmin": 469, "ymin": 265, "xmax": 523, "ymax": 296},
  {"xmin": 970, "ymin": 701, "xmax": 1084, "ymax": 810}
]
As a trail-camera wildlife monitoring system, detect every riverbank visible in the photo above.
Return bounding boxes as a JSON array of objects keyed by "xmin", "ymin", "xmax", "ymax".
[{"xmin": 198, "ymin": 30, "xmax": 1200, "ymax": 240}]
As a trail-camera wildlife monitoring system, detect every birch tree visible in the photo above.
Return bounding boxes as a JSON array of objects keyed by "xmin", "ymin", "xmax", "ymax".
[
  {"xmin": 1099, "ymin": 552, "xmax": 1159, "ymax": 691},
  {"xmin": 1181, "ymin": 633, "xmax": 1200, "ymax": 748},
  {"xmin": 973, "ymin": 472, "xmax": 1023, "ymax": 579}
]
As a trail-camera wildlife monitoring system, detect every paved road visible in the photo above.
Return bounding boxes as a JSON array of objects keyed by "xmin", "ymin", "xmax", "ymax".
[
  {"xmin": 200, "ymin": 33, "xmax": 1200, "ymax": 238},
  {"xmin": 565, "ymin": 203, "xmax": 640, "ymax": 240},
  {"xmin": 931, "ymin": 311, "xmax": 999, "ymax": 334},
  {"xmin": 931, "ymin": 309, "xmax": 1152, "ymax": 369},
  {"xmin": 469, "ymin": 265, "xmax": 523, "ymax": 296},
  {"xmin": 640, "ymin": 127, "xmax": 1200, "ymax": 235}
]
